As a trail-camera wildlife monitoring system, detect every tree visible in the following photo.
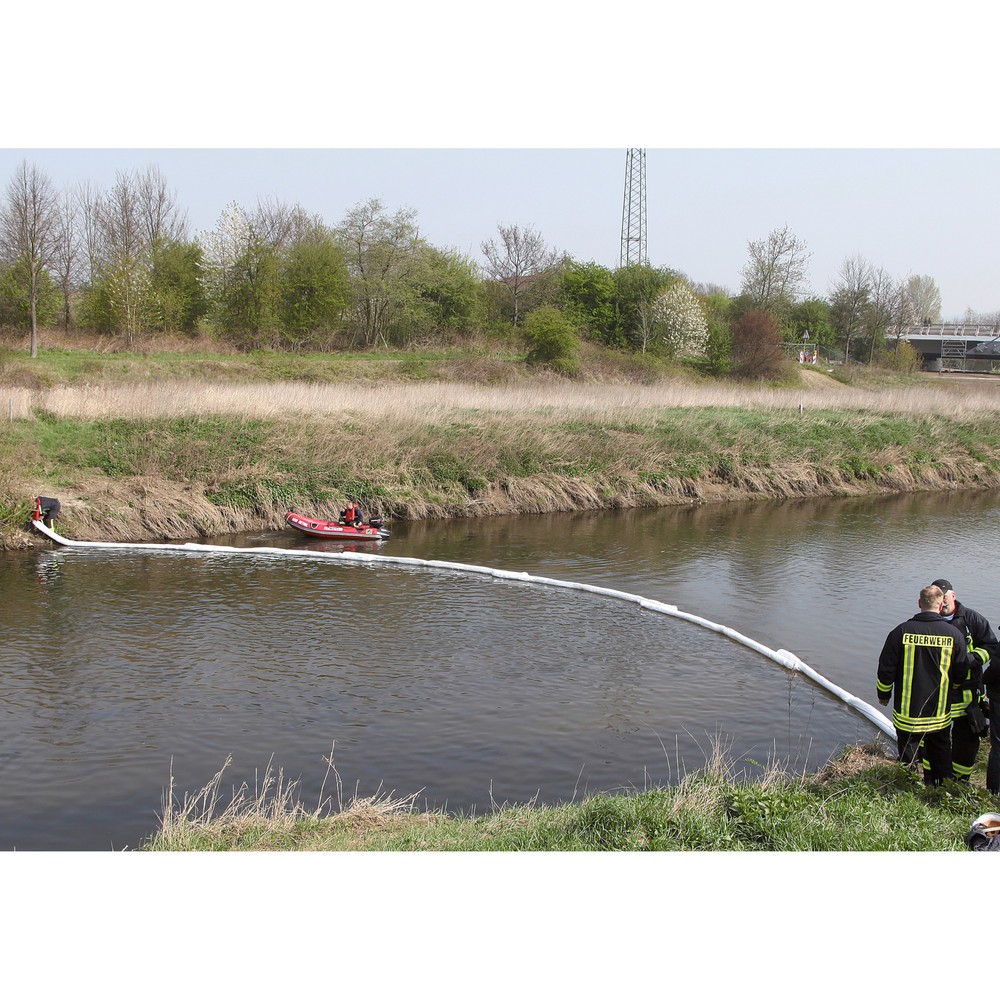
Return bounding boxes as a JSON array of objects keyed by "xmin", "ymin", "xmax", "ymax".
[
  {"xmin": 652, "ymin": 280, "xmax": 709, "ymax": 357},
  {"xmin": 789, "ymin": 297, "xmax": 835, "ymax": 349},
  {"xmin": 0, "ymin": 259, "xmax": 60, "ymax": 330},
  {"xmin": 613, "ymin": 263, "xmax": 675, "ymax": 352},
  {"xmin": 739, "ymin": 224, "xmax": 811, "ymax": 318},
  {"xmin": 51, "ymin": 188, "xmax": 83, "ymax": 331},
  {"xmin": 731, "ymin": 309, "xmax": 784, "ymax": 378},
  {"xmin": 480, "ymin": 223, "xmax": 561, "ymax": 327},
  {"xmin": 906, "ymin": 274, "xmax": 942, "ymax": 326},
  {"xmin": 886, "ymin": 279, "xmax": 917, "ymax": 358},
  {"xmin": 217, "ymin": 236, "xmax": 281, "ymax": 346},
  {"xmin": 697, "ymin": 289, "xmax": 734, "ymax": 375},
  {"xmin": 863, "ymin": 267, "xmax": 898, "ymax": 364},
  {"xmin": 559, "ymin": 260, "xmax": 617, "ymax": 342},
  {"xmin": 149, "ymin": 238, "xmax": 209, "ymax": 333},
  {"xmin": 278, "ymin": 234, "xmax": 350, "ymax": 343},
  {"xmin": 412, "ymin": 248, "xmax": 483, "ymax": 336},
  {"xmin": 82, "ymin": 168, "xmax": 187, "ymax": 344},
  {"xmin": 136, "ymin": 164, "xmax": 188, "ymax": 246},
  {"xmin": 337, "ymin": 198, "xmax": 427, "ymax": 347},
  {"xmin": 829, "ymin": 255, "xmax": 873, "ymax": 362},
  {"xmin": 0, "ymin": 160, "xmax": 60, "ymax": 356}
]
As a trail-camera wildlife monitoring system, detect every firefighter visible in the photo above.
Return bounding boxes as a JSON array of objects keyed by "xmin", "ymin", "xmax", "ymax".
[
  {"xmin": 984, "ymin": 644, "xmax": 1000, "ymax": 794},
  {"xmin": 34, "ymin": 496, "xmax": 61, "ymax": 529},
  {"xmin": 932, "ymin": 578, "xmax": 997, "ymax": 782},
  {"xmin": 877, "ymin": 583, "xmax": 978, "ymax": 785}
]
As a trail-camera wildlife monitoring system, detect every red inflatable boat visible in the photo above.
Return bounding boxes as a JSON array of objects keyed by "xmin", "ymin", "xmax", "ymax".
[{"xmin": 283, "ymin": 511, "xmax": 390, "ymax": 541}]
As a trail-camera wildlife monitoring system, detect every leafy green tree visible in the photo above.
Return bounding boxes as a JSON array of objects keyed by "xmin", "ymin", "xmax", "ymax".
[
  {"xmin": 0, "ymin": 259, "xmax": 60, "ymax": 329},
  {"xmin": 522, "ymin": 305, "xmax": 580, "ymax": 371},
  {"xmin": 613, "ymin": 264, "xmax": 675, "ymax": 351},
  {"xmin": 559, "ymin": 260, "xmax": 617, "ymax": 341},
  {"xmin": 789, "ymin": 297, "xmax": 835, "ymax": 349},
  {"xmin": 149, "ymin": 238, "xmax": 208, "ymax": 333},
  {"xmin": 413, "ymin": 248, "xmax": 483, "ymax": 335},
  {"xmin": 278, "ymin": 235, "xmax": 350, "ymax": 344},
  {"xmin": 218, "ymin": 238, "xmax": 281, "ymax": 347},
  {"xmin": 695, "ymin": 287, "xmax": 734, "ymax": 374}
]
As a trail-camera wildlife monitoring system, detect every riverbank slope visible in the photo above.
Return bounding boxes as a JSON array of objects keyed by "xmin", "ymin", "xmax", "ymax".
[{"xmin": 5, "ymin": 367, "xmax": 1000, "ymax": 549}]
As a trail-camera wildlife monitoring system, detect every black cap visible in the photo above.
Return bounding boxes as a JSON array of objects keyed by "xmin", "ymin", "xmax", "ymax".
[{"xmin": 932, "ymin": 578, "xmax": 953, "ymax": 593}]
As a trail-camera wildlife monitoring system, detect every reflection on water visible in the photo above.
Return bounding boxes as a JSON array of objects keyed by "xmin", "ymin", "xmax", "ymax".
[{"xmin": 3, "ymin": 488, "xmax": 1000, "ymax": 849}]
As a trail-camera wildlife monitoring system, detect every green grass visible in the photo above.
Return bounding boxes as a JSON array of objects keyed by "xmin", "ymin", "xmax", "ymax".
[{"xmin": 144, "ymin": 741, "xmax": 998, "ymax": 851}]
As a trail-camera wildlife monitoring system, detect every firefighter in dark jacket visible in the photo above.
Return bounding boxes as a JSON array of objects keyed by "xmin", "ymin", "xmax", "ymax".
[
  {"xmin": 984, "ymin": 647, "xmax": 1000, "ymax": 794},
  {"xmin": 932, "ymin": 578, "xmax": 997, "ymax": 782},
  {"xmin": 877, "ymin": 583, "xmax": 978, "ymax": 785}
]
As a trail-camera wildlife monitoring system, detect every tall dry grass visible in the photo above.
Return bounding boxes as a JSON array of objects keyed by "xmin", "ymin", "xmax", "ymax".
[{"xmin": 3, "ymin": 375, "xmax": 998, "ymax": 422}]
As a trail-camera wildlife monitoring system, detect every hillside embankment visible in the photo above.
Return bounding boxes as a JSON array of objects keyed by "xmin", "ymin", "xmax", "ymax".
[{"xmin": 5, "ymin": 361, "xmax": 1000, "ymax": 550}]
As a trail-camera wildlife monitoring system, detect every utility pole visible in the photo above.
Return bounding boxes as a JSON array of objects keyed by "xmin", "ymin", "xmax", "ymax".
[{"xmin": 619, "ymin": 148, "xmax": 647, "ymax": 267}]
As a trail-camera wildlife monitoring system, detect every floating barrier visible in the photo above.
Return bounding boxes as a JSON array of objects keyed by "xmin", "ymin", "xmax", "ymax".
[{"xmin": 31, "ymin": 519, "xmax": 896, "ymax": 740}]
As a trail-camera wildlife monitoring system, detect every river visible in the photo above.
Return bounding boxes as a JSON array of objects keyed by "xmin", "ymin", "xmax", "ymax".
[{"xmin": 3, "ymin": 489, "xmax": 999, "ymax": 850}]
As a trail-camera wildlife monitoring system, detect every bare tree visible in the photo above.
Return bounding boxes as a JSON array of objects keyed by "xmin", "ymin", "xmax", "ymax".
[
  {"xmin": 829, "ymin": 254, "xmax": 873, "ymax": 362},
  {"xmin": 52, "ymin": 188, "xmax": 83, "ymax": 331},
  {"xmin": 480, "ymin": 223, "xmax": 560, "ymax": 326},
  {"xmin": 136, "ymin": 164, "xmax": 188, "ymax": 246},
  {"xmin": 865, "ymin": 266, "xmax": 898, "ymax": 364},
  {"xmin": 0, "ymin": 160, "xmax": 60, "ymax": 357},
  {"xmin": 739, "ymin": 224, "xmax": 811, "ymax": 314},
  {"xmin": 77, "ymin": 179, "xmax": 104, "ymax": 286},
  {"xmin": 96, "ymin": 171, "xmax": 153, "ymax": 344}
]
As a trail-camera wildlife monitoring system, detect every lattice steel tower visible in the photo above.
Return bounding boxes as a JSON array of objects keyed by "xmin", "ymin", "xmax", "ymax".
[{"xmin": 619, "ymin": 148, "xmax": 647, "ymax": 267}]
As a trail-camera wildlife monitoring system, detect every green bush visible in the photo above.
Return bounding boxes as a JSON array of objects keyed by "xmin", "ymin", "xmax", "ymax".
[{"xmin": 522, "ymin": 306, "xmax": 580, "ymax": 368}]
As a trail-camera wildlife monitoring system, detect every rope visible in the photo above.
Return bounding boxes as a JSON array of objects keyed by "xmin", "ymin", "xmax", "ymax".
[{"xmin": 30, "ymin": 518, "xmax": 897, "ymax": 739}]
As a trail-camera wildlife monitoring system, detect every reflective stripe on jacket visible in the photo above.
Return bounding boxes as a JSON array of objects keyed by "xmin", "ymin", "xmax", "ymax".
[{"xmin": 877, "ymin": 612, "xmax": 972, "ymax": 733}]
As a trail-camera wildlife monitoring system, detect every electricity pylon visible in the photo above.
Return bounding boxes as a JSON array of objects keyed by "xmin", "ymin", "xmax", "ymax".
[{"xmin": 619, "ymin": 148, "xmax": 647, "ymax": 267}]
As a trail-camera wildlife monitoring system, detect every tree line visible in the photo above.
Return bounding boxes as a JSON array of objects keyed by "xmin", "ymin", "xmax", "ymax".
[{"xmin": 1, "ymin": 159, "xmax": 992, "ymax": 375}]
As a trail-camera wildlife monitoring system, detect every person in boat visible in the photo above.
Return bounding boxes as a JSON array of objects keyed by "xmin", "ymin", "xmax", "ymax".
[
  {"xmin": 340, "ymin": 501, "xmax": 363, "ymax": 527},
  {"xmin": 876, "ymin": 583, "xmax": 978, "ymax": 785},
  {"xmin": 35, "ymin": 496, "xmax": 61, "ymax": 528}
]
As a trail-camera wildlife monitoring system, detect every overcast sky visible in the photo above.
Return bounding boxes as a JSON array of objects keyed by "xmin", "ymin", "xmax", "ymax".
[
  {"xmin": 7, "ymin": 4, "xmax": 1000, "ymax": 324},
  {"xmin": 0, "ymin": 147, "xmax": 996, "ymax": 320}
]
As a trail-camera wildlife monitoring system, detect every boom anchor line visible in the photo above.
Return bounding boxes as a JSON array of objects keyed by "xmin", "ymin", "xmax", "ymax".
[{"xmin": 30, "ymin": 519, "xmax": 896, "ymax": 740}]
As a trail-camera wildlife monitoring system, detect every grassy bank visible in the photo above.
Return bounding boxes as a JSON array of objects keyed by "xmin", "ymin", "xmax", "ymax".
[
  {"xmin": 145, "ymin": 740, "xmax": 997, "ymax": 851},
  {"xmin": 4, "ymin": 371, "xmax": 1000, "ymax": 548}
]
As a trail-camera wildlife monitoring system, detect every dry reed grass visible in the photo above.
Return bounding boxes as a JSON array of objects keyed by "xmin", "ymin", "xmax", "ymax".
[
  {"xmin": 153, "ymin": 748, "xmax": 423, "ymax": 850},
  {"xmin": 1, "ymin": 374, "xmax": 997, "ymax": 423}
]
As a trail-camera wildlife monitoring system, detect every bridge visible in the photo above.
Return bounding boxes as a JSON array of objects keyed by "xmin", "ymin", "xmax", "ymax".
[{"xmin": 900, "ymin": 323, "xmax": 1000, "ymax": 371}]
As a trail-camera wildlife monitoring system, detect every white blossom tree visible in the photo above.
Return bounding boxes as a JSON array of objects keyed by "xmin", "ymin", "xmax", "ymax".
[
  {"xmin": 198, "ymin": 201, "xmax": 254, "ymax": 301},
  {"xmin": 653, "ymin": 281, "xmax": 709, "ymax": 357}
]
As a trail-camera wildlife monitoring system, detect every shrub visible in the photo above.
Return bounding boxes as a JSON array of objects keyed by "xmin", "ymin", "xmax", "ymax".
[{"xmin": 522, "ymin": 306, "xmax": 580, "ymax": 369}]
